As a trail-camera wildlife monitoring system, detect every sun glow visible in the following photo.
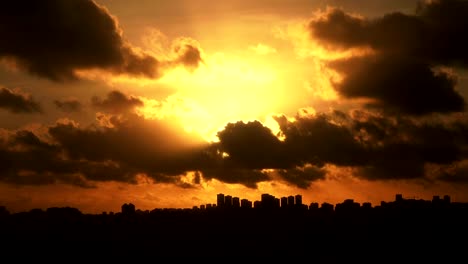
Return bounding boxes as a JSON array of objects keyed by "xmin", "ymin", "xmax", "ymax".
[
  {"xmin": 137, "ymin": 52, "xmax": 289, "ymax": 142},
  {"xmin": 78, "ymin": 20, "xmax": 345, "ymax": 143}
]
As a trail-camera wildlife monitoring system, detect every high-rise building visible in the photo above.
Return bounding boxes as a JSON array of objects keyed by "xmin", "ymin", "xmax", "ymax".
[
  {"xmin": 395, "ymin": 194, "xmax": 403, "ymax": 202},
  {"xmin": 295, "ymin": 195, "xmax": 302, "ymax": 206},
  {"xmin": 288, "ymin": 195, "xmax": 295, "ymax": 207},
  {"xmin": 309, "ymin": 202, "xmax": 319, "ymax": 210},
  {"xmin": 443, "ymin": 195, "xmax": 451, "ymax": 204},
  {"xmin": 121, "ymin": 203, "xmax": 135, "ymax": 214},
  {"xmin": 241, "ymin": 199, "xmax": 252, "ymax": 209},
  {"xmin": 233, "ymin": 197, "xmax": 240, "ymax": 208},
  {"xmin": 225, "ymin": 195, "xmax": 233, "ymax": 207},
  {"xmin": 217, "ymin": 193, "xmax": 225, "ymax": 208},
  {"xmin": 261, "ymin": 193, "xmax": 277, "ymax": 208}
]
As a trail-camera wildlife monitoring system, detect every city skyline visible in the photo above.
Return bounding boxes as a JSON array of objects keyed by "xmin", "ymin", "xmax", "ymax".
[
  {"xmin": 2, "ymin": 192, "xmax": 463, "ymax": 215},
  {"xmin": 3, "ymin": 191, "xmax": 466, "ymax": 260}
]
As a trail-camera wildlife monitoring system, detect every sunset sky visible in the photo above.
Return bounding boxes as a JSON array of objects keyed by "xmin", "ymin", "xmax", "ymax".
[{"xmin": 1, "ymin": 0, "xmax": 468, "ymax": 214}]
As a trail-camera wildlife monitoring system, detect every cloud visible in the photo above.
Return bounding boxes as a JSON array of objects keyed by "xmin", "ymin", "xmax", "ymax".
[
  {"xmin": 53, "ymin": 98, "xmax": 83, "ymax": 113},
  {"xmin": 47, "ymin": 113, "xmax": 206, "ymax": 177},
  {"xmin": 91, "ymin": 90, "xmax": 143, "ymax": 114},
  {"xmin": 329, "ymin": 55, "xmax": 465, "ymax": 115},
  {"xmin": 1, "ymin": 108, "xmax": 467, "ymax": 188},
  {"xmin": 0, "ymin": 87, "xmax": 214, "ymax": 187},
  {"xmin": 201, "ymin": 168, "xmax": 270, "ymax": 189},
  {"xmin": 0, "ymin": 111, "xmax": 209, "ymax": 187},
  {"xmin": 275, "ymin": 112, "xmax": 369, "ymax": 167},
  {"xmin": 435, "ymin": 160, "xmax": 468, "ymax": 183},
  {"xmin": 172, "ymin": 38, "xmax": 204, "ymax": 69},
  {"xmin": 215, "ymin": 120, "xmax": 287, "ymax": 169},
  {"xmin": 352, "ymin": 111, "xmax": 468, "ymax": 180},
  {"xmin": 308, "ymin": 0, "xmax": 468, "ymax": 115},
  {"xmin": 213, "ymin": 110, "xmax": 468, "ymax": 183},
  {"xmin": 208, "ymin": 115, "xmax": 365, "ymax": 187},
  {"xmin": 310, "ymin": 0, "xmax": 468, "ymax": 65},
  {"xmin": 0, "ymin": 0, "xmax": 202, "ymax": 81},
  {"xmin": 0, "ymin": 87, "xmax": 42, "ymax": 114},
  {"xmin": 277, "ymin": 165, "xmax": 326, "ymax": 189},
  {"xmin": 0, "ymin": 130, "xmax": 92, "ymax": 187}
]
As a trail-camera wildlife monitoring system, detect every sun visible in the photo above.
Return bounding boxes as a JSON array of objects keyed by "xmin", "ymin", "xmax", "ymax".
[
  {"xmin": 101, "ymin": 20, "xmax": 345, "ymax": 143},
  {"xmin": 136, "ymin": 52, "xmax": 288, "ymax": 142}
]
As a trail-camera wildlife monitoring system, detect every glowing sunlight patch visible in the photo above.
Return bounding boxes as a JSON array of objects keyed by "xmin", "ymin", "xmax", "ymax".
[{"xmin": 138, "ymin": 53, "xmax": 286, "ymax": 141}]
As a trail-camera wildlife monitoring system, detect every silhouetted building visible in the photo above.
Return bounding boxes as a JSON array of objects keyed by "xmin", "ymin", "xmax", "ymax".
[
  {"xmin": 261, "ymin": 193, "xmax": 278, "ymax": 209},
  {"xmin": 241, "ymin": 199, "xmax": 252, "ymax": 209},
  {"xmin": 443, "ymin": 195, "xmax": 451, "ymax": 204},
  {"xmin": 321, "ymin": 202, "xmax": 334, "ymax": 213},
  {"xmin": 309, "ymin": 202, "xmax": 319, "ymax": 210},
  {"xmin": 288, "ymin": 195, "xmax": 295, "ymax": 207},
  {"xmin": 0, "ymin": 206, "xmax": 9, "ymax": 217},
  {"xmin": 121, "ymin": 203, "xmax": 135, "ymax": 214},
  {"xmin": 396, "ymin": 194, "xmax": 403, "ymax": 202},
  {"xmin": 217, "ymin": 193, "xmax": 225, "ymax": 208},
  {"xmin": 233, "ymin": 197, "xmax": 240, "ymax": 208},
  {"xmin": 295, "ymin": 195, "xmax": 302, "ymax": 206},
  {"xmin": 254, "ymin": 201, "xmax": 261, "ymax": 209},
  {"xmin": 280, "ymin": 197, "xmax": 288, "ymax": 208},
  {"xmin": 225, "ymin": 195, "xmax": 233, "ymax": 207}
]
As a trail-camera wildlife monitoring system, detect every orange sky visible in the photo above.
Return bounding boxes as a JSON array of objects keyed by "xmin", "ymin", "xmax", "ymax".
[{"xmin": 1, "ymin": 0, "xmax": 468, "ymax": 214}]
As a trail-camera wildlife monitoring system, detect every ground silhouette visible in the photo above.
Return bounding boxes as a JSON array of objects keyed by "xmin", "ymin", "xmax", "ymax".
[{"xmin": 1, "ymin": 193, "xmax": 467, "ymax": 261}]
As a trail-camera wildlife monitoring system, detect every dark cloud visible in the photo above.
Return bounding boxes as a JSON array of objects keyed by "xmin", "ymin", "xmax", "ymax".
[
  {"xmin": 1, "ymin": 109, "xmax": 467, "ymax": 188},
  {"xmin": 352, "ymin": 111, "xmax": 468, "ymax": 180},
  {"xmin": 277, "ymin": 165, "xmax": 326, "ymax": 189},
  {"xmin": 0, "ymin": 114, "xmax": 276, "ymax": 189},
  {"xmin": 201, "ymin": 168, "xmax": 270, "ymax": 189},
  {"xmin": 0, "ymin": 87, "xmax": 42, "ymax": 114},
  {"xmin": 53, "ymin": 98, "xmax": 83, "ymax": 113},
  {"xmin": 276, "ymin": 113, "xmax": 369, "ymax": 167},
  {"xmin": 216, "ymin": 121, "xmax": 287, "ymax": 169},
  {"xmin": 212, "ymin": 110, "xmax": 468, "ymax": 183},
  {"xmin": 193, "ymin": 171, "xmax": 201, "ymax": 185},
  {"xmin": 0, "ymin": 112, "xmax": 210, "ymax": 187},
  {"xmin": 0, "ymin": 86, "xmax": 214, "ymax": 187},
  {"xmin": 309, "ymin": 0, "xmax": 468, "ymax": 115},
  {"xmin": 0, "ymin": 130, "xmax": 93, "ymax": 187},
  {"xmin": 91, "ymin": 90, "xmax": 143, "ymax": 113},
  {"xmin": 309, "ymin": 8, "xmax": 370, "ymax": 49},
  {"xmin": 329, "ymin": 55, "xmax": 465, "ymax": 115},
  {"xmin": 210, "ymin": 115, "xmax": 366, "ymax": 187},
  {"xmin": 0, "ymin": 0, "xmax": 202, "ymax": 81},
  {"xmin": 47, "ymin": 113, "xmax": 205, "ymax": 177},
  {"xmin": 173, "ymin": 41, "xmax": 203, "ymax": 69},
  {"xmin": 435, "ymin": 160, "xmax": 468, "ymax": 183},
  {"xmin": 310, "ymin": 0, "xmax": 468, "ymax": 65}
]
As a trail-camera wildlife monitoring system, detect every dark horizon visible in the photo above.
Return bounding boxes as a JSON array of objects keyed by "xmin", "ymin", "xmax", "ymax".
[
  {"xmin": 1, "ymin": 191, "xmax": 467, "ymax": 260},
  {"xmin": 1, "ymin": 192, "xmax": 466, "ymax": 215}
]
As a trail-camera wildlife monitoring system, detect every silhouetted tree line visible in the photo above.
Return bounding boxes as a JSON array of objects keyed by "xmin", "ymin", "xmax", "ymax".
[{"xmin": 1, "ymin": 194, "xmax": 467, "ymax": 260}]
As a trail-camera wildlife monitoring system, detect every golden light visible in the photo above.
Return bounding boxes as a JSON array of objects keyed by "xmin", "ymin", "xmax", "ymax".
[
  {"xmin": 136, "ymin": 52, "xmax": 289, "ymax": 142},
  {"xmin": 77, "ymin": 19, "xmax": 349, "ymax": 144}
]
